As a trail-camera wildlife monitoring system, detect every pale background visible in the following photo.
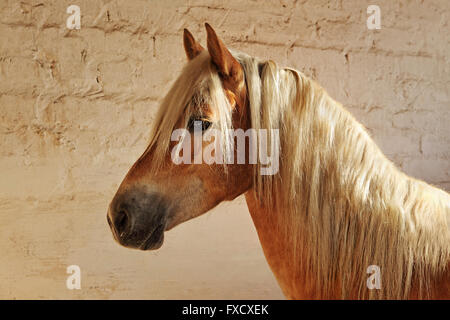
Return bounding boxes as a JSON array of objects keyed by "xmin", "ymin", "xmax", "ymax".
[{"xmin": 0, "ymin": 0, "xmax": 448, "ymax": 299}]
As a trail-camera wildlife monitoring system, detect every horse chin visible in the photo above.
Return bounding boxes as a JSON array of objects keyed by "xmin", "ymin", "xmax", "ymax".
[{"xmin": 139, "ymin": 224, "xmax": 165, "ymax": 251}]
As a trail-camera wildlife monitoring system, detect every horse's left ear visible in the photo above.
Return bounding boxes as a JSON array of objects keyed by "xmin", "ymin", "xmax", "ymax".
[
  {"xmin": 183, "ymin": 28, "xmax": 204, "ymax": 60},
  {"xmin": 205, "ymin": 23, "xmax": 244, "ymax": 86}
]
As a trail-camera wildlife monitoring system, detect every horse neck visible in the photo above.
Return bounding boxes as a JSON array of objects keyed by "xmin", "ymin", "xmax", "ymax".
[{"xmin": 250, "ymin": 84, "xmax": 450, "ymax": 298}]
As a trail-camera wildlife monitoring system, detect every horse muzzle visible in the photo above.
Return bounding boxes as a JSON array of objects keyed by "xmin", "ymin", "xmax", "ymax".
[{"xmin": 107, "ymin": 189, "xmax": 169, "ymax": 250}]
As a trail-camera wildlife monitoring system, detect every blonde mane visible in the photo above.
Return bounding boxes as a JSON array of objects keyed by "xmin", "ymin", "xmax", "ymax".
[{"xmin": 147, "ymin": 50, "xmax": 450, "ymax": 299}]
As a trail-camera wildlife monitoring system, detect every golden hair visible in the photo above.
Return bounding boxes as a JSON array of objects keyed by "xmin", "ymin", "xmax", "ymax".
[
  {"xmin": 236, "ymin": 51, "xmax": 449, "ymax": 299},
  {"xmin": 146, "ymin": 49, "xmax": 450, "ymax": 299}
]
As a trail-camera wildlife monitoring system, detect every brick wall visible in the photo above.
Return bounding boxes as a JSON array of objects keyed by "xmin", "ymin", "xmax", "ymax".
[
  {"xmin": 0, "ymin": 0, "xmax": 448, "ymax": 199},
  {"xmin": 0, "ymin": 0, "xmax": 448, "ymax": 299}
]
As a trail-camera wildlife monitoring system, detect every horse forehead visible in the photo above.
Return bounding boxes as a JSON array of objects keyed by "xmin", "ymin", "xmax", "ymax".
[
  {"xmin": 221, "ymin": 77, "xmax": 247, "ymax": 110},
  {"xmin": 223, "ymin": 72, "xmax": 246, "ymax": 92},
  {"xmin": 196, "ymin": 103, "xmax": 217, "ymax": 120}
]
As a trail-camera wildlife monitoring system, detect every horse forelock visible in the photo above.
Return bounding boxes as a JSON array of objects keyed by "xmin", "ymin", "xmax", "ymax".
[{"xmin": 143, "ymin": 51, "xmax": 233, "ymax": 172}]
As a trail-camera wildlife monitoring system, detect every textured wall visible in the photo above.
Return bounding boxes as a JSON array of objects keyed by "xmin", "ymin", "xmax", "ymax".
[{"xmin": 0, "ymin": 0, "xmax": 448, "ymax": 299}]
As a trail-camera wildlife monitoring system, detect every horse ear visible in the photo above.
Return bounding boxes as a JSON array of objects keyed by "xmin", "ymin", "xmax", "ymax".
[
  {"xmin": 183, "ymin": 29, "xmax": 204, "ymax": 60},
  {"xmin": 205, "ymin": 23, "xmax": 243, "ymax": 84}
]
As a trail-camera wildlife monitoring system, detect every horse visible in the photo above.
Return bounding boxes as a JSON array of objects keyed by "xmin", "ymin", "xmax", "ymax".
[{"xmin": 107, "ymin": 23, "xmax": 450, "ymax": 299}]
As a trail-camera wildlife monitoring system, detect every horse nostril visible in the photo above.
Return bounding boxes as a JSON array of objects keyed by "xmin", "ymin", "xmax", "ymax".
[{"xmin": 115, "ymin": 210, "xmax": 129, "ymax": 236}]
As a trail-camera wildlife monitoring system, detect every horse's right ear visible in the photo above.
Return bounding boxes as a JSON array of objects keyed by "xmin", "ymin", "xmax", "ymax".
[{"xmin": 183, "ymin": 29, "xmax": 204, "ymax": 60}]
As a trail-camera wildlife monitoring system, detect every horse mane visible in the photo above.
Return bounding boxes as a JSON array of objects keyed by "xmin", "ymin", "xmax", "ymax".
[
  {"xmin": 235, "ymin": 51, "xmax": 450, "ymax": 299},
  {"xmin": 146, "ymin": 49, "xmax": 450, "ymax": 299}
]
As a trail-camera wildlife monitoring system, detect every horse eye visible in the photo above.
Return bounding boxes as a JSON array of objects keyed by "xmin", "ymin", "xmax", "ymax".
[
  {"xmin": 188, "ymin": 118, "xmax": 212, "ymax": 132},
  {"xmin": 201, "ymin": 120, "xmax": 211, "ymax": 131}
]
